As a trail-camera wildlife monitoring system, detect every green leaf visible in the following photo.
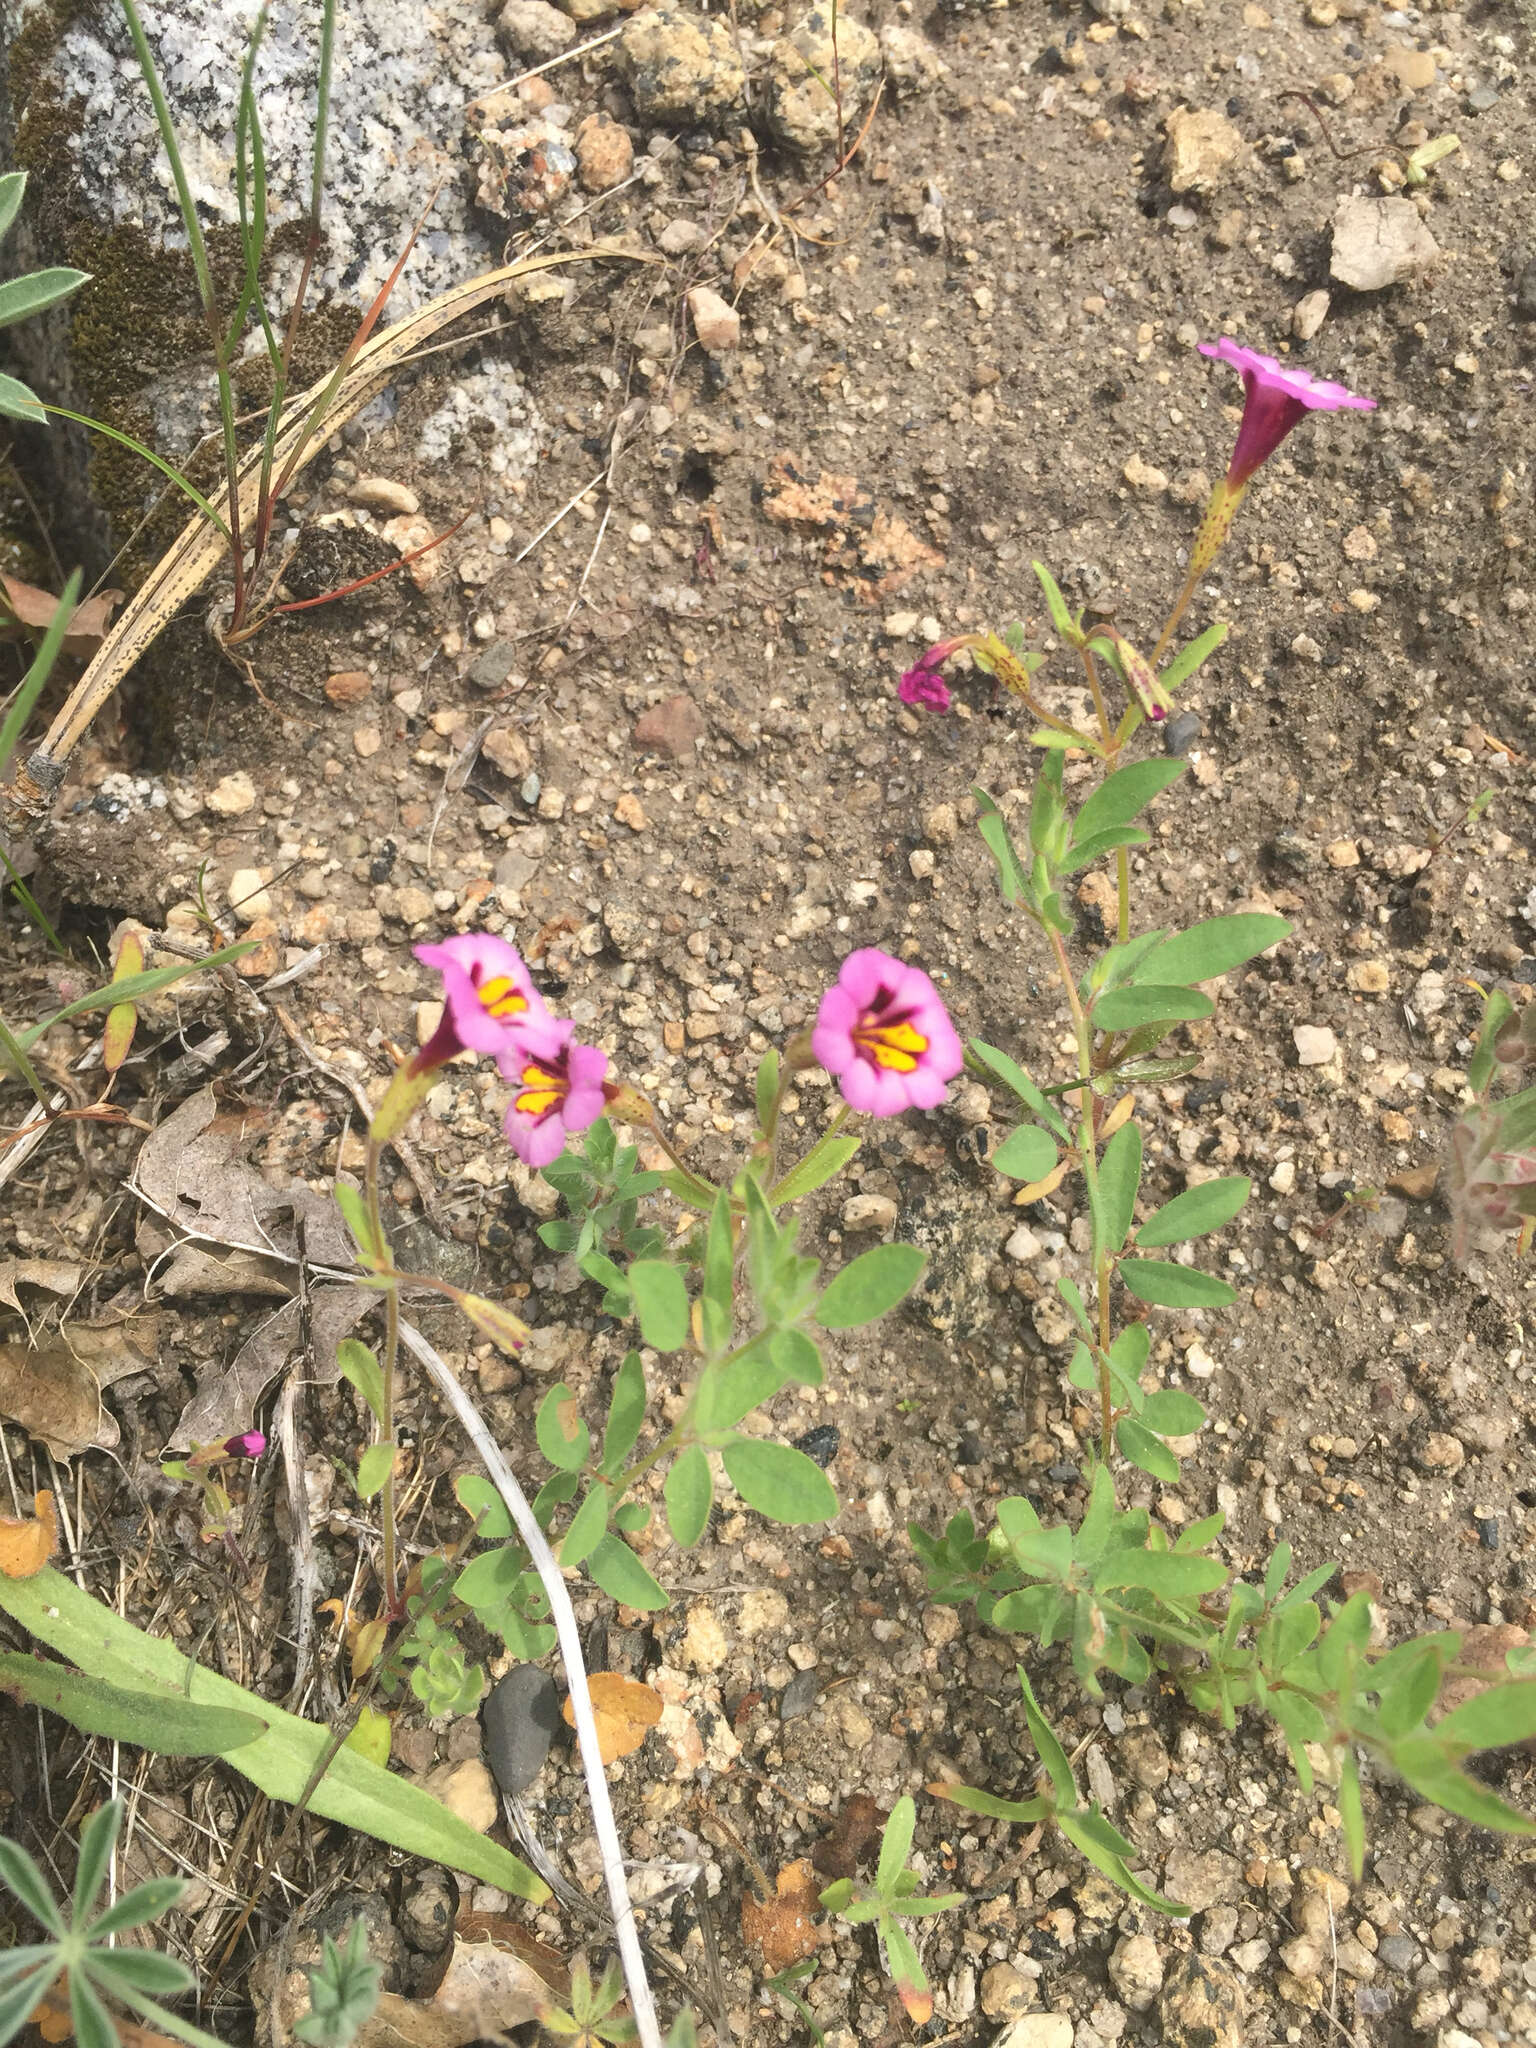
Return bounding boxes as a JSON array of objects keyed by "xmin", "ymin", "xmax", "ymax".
[
  {"xmin": 1388, "ymin": 1736, "xmax": 1536, "ymax": 1835},
  {"xmin": 1133, "ymin": 913, "xmax": 1291, "ymax": 987},
  {"xmin": 536, "ymin": 1384, "xmax": 592, "ymax": 1473},
  {"xmin": 13, "ymin": 944, "xmax": 258, "ymax": 1051},
  {"xmin": 1058, "ymin": 826, "xmax": 1150, "ymax": 875},
  {"xmin": 1371, "ymin": 1642, "xmax": 1447, "ymax": 1740},
  {"xmin": 877, "ymin": 1795, "xmax": 916, "ymax": 1895},
  {"xmin": 992, "ymin": 1124, "xmax": 1058, "ymax": 1183},
  {"xmin": 756, "ymin": 1048, "xmax": 781, "ymax": 1135},
  {"xmin": 334, "ymin": 1183, "xmax": 383, "ymax": 1268},
  {"xmin": 930, "ymin": 1782, "xmax": 1049, "ymax": 1825},
  {"xmin": 1096, "ymin": 1119, "xmax": 1142, "ymax": 1254},
  {"xmin": 1016, "ymin": 1668, "xmax": 1077, "ymax": 1806},
  {"xmin": 0, "ymin": 172, "xmax": 26, "ymax": 245},
  {"xmin": 1115, "ymin": 1417, "xmax": 1180, "ymax": 1482},
  {"xmin": 1470, "ymin": 988, "xmax": 1518, "ymax": 1096},
  {"xmin": 967, "ymin": 1040, "xmax": 1071, "ymax": 1140},
  {"xmin": 629, "ymin": 1260, "xmax": 690, "ymax": 1352},
  {"xmin": 1263, "ymin": 1542, "xmax": 1293, "ymax": 1602},
  {"xmin": 600, "ymin": 1351, "xmax": 647, "ymax": 1477},
  {"xmin": 89, "ymin": 1947, "xmax": 193, "ymax": 1997},
  {"xmin": 701, "ymin": 1189, "xmax": 734, "ymax": 1357},
  {"xmin": 1073, "ymin": 759, "xmax": 1186, "ymax": 845},
  {"xmin": 1157, "ymin": 619, "xmax": 1228, "ymax": 696},
  {"xmin": 560, "ymin": 1485, "xmax": 612, "ymax": 1569},
  {"xmin": 1434, "ymin": 1680, "xmax": 1536, "ymax": 1756},
  {"xmin": 337, "ymin": 1340, "xmax": 385, "ymax": 1425},
  {"xmin": 996, "ymin": 1496, "xmax": 1073, "ymax": 1581},
  {"xmin": 1028, "ymin": 750, "xmax": 1067, "ymax": 865},
  {"xmin": 355, "ymin": 1442, "xmax": 395, "ymax": 1500},
  {"xmin": 1094, "ymin": 1550, "xmax": 1226, "ymax": 1599},
  {"xmin": 721, "ymin": 1439, "xmax": 838, "ymax": 1525},
  {"xmin": 1093, "ymin": 985, "xmax": 1214, "ymax": 1032},
  {"xmin": 1174, "ymin": 1510, "xmax": 1226, "ymax": 1553},
  {"xmin": 767, "ymin": 1325, "xmax": 824, "ymax": 1387},
  {"xmin": 1139, "ymin": 1389, "xmax": 1206, "ymax": 1437},
  {"xmin": 455, "ymin": 1473, "xmax": 513, "ymax": 1540},
  {"xmin": 771, "ymin": 1132, "xmax": 861, "ymax": 1208},
  {"xmin": 1120, "ymin": 1261, "xmax": 1236, "ymax": 1308},
  {"xmin": 694, "ymin": 1339, "xmax": 784, "ymax": 1438},
  {"xmin": 665, "ymin": 1445, "xmax": 713, "ymax": 1548},
  {"xmin": 1032, "ymin": 559, "xmax": 1075, "ymax": 639},
  {"xmin": 816, "ymin": 1243, "xmax": 926, "ymax": 1330},
  {"xmin": 1135, "ymin": 1176, "xmax": 1251, "ymax": 1248},
  {"xmin": 586, "ymin": 1534, "xmax": 668, "ymax": 1611},
  {"xmin": 974, "ymin": 788, "xmax": 1029, "ymax": 905},
  {"xmin": 612, "ymin": 1500, "xmax": 649, "ymax": 1534},
  {"xmin": 0, "ymin": 267, "xmax": 90, "ymax": 333},
  {"xmin": 0, "ymin": 1567, "xmax": 547, "ymax": 1899},
  {"xmin": 1056, "ymin": 1810, "xmax": 1190, "ymax": 1916}
]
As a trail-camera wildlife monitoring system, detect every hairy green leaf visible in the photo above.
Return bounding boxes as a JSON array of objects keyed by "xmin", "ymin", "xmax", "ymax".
[
  {"xmin": 992, "ymin": 1124, "xmax": 1058, "ymax": 1182},
  {"xmin": 721, "ymin": 1439, "xmax": 838, "ymax": 1525},
  {"xmin": 629, "ymin": 1260, "xmax": 690, "ymax": 1352},
  {"xmin": 536, "ymin": 1383, "xmax": 591, "ymax": 1473},
  {"xmin": 1135, "ymin": 1176, "xmax": 1251, "ymax": 1248},
  {"xmin": 815, "ymin": 1242, "xmax": 926, "ymax": 1330},
  {"xmin": 665, "ymin": 1444, "xmax": 713, "ymax": 1548},
  {"xmin": 1133, "ymin": 913, "xmax": 1291, "ymax": 987},
  {"xmin": 1120, "ymin": 1261, "xmax": 1236, "ymax": 1308},
  {"xmin": 586, "ymin": 1534, "xmax": 668, "ymax": 1611},
  {"xmin": 1096, "ymin": 1119, "xmax": 1142, "ymax": 1254},
  {"xmin": 1093, "ymin": 985, "xmax": 1214, "ymax": 1032}
]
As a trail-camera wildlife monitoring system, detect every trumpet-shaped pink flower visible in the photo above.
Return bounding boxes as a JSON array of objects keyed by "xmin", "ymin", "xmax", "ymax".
[
  {"xmin": 1198, "ymin": 337, "xmax": 1376, "ymax": 488},
  {"xmin": 813, "ymin": 948, "xmax": 964, "ymax": 1117},
  {"xmin": 897, "ymin": 637, "xmax": 966, "ymax": 713},
  {"xmin": 898, "ymin": 662, "xmax": 952, "ymax": 712},
  {"xmin": 413, "ymin": 933, "xmax": 549, "ymax": 1069},
  {"xmin": 500, "ymin": 1017, "xmax": 609, "ymax": 1167},
  {"xmin": 222, "ymin": 1431, "xmax": 266, "ymax": 1460}
]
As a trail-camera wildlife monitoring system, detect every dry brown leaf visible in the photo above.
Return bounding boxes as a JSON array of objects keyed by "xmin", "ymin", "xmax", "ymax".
[
  {"xmin": 763, "ymin": 454, "xmax": 944, "ymax": 601},
  {"xmin": 0, "ymin": 1312, "xmax": 159, "ymax": 1459},
  {"xmin": 0, "ymin": 1489, "xmax": 57, "ymax": 1577},
  {"xmin": 133, "ymin": 1087, "xmax": 355, "ymax": 1267},
  {"xmin": 811, "ymin": 1793, "xmax": 887, "ymax": 1882},
  {"xmin": 0, "ymin": 1257, "xmax": 84, "ymax": 1314},
  {"xmin": 169, "ymin": 1286, "xmax": 366, "ymax": 1449},
  {"xmin": 741, "ymin": 1858, "xmax": 822, "ymax": 1974},
  {"xmin": 561, "ymin": 1671, "xmax": 663, "ymax": 1764},
  {"xmin": 0, "ymin": 574, "xmax": 123, "ymax": 660}
]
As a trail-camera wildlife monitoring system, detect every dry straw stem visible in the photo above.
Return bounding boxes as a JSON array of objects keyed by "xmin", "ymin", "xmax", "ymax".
[
  {"xmin": 397, "ymin": 1316, "xmax": 665, "ymax": 2048},
  {"xmin": 2, "ymin": 246, "xmax": 643, "ymax": 824}
]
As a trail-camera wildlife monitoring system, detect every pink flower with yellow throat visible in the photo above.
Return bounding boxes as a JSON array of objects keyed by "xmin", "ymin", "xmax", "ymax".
[
  {"xmin": 412, "ymin": 933, "xmax": 549, "ymax": 1071},
  {"xmin": 812, "ymin": 948, "xmax": 964, "ymax": 1117},
  {"xmin": 499, "ymin": 1015, "xmax": 610, "ymax": 1168}
]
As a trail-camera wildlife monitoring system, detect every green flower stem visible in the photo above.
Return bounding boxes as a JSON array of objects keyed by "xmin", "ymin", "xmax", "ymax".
[
  {"xmin": 1148, "ymin": 560, "xmax": 1202, "ymax": 671},
  {"xmin": 646, "ymin": 1119, "xmax": 718, "ymax": 1206},
  {"xmin": 364, "ymin": 1135, "xmax": 400, "ymax": 1614},
  {"xmin": 1047, "ymin": 923, "xmax": 1114, "ymax": 1457}
]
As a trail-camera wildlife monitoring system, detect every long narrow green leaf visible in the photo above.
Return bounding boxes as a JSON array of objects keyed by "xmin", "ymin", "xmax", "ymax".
[
  {"xmin": 0, "ymin": 1568, "xmax": 547, "ymax": 1899},
  {"xmin": 1158, "ymin": 620, "xmax": 1228, "ymax": 696},
  {"xmin": 15, "ymin": 942, "xmax": 256, "ymax": 1049},
  {"xmin": 0, "ymin": 268, "xmax": 90, "ymax": 332},
  {"xmin": 0, "ymin": 1652, "xmax": 265, "ymax": 1756}
]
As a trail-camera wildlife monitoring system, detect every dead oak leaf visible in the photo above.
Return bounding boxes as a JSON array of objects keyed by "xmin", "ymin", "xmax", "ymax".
[
  {"xmin": 562, "ymin": 1671, "xmax": 663, "ymax": 1764},
  {"xmin": 811, "ymin": 1793, "xmax": 887, "ymax": 1882},
  {"xmin": 0, "ymin": 574, "xmax": 123, "ymax": 660},
  {"xmin": 741, "ymin": 1858, "xmax": 822, "ymax": 1974},
  {"xmin": 0, "ymin": 1313, "xmax": 160, "ymax": 1459},
  {"xmin": 0, "ymin": 1489, "xmax": 57, "ymax": 1577}
]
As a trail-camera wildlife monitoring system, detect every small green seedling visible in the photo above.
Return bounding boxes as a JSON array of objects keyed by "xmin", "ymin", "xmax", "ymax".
[
  {"xmin": 817, "ymin": 1797, "xmax": 963, "ymax": 2028},
  {"xmin": 0, "ymin": 1797, "xmax": 222, "ymax": 2048},
  {"xmin": 292, "ymin": 1919, "xmax": 382, "ymax": 2048}
]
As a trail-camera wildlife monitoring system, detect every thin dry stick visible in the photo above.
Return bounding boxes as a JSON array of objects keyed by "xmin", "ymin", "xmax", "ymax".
[{"xmin": 397, "ymin": 1317, "xmax": 663, "ymax": 2048}]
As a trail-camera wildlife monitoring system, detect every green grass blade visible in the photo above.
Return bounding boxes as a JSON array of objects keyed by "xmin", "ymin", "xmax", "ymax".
[
  {"xmin": 13, "ymin": 940, "xmax": 256, "ymax": 1050},
  {"xmin": 0, "ymin": 565, "xmax": 80, "ymax": 767},
  {"xmin": 37, "ymin": 406, "xmax": 229, "ymax": 539}
]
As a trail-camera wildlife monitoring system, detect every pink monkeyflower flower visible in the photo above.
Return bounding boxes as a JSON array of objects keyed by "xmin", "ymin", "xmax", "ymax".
[
  {"xmin": 812, "ymin": 948, "xmax": 964, "ymax": 1117},
  {"xmin": 1198, "ymin": 337, "xmax": 1376, "ymax": 490},
  {"xmin": 897, "ymin": 637, "xmax": 968, "ymax": 713},
  {"xmin": 897, "ymin": 663, "xmax": 952, "ymax": 712},
  {"xmin": 222, "ymin": 1431, "xmax": 266, "ymax": 1460},
  {"xmin": 500, "ymin": 1017, "xmax": 609, "ymax": 1167},
  {"xmin": 413, "ymin": 933, "xmax": 549, "ymax": 1070}
]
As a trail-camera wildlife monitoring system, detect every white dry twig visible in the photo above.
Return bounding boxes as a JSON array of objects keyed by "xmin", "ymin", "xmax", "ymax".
[{"xmin": 397, "ymin": 1318, "xmax": 663, "ymax": 2048}]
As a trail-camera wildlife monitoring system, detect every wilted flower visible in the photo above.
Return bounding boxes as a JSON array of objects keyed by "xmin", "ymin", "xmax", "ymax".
[
  {"xmin": 897, "ymin": 637, "xmax": 969, "ymax": 713},
  {"xmin": 500, "ymin": 1017, "xmax": 609, "ymax": 1167},
  {"xmin": 1199, "ymin": 337, "xmax": 1376, "ymax": 489},
  {"xmin": 1448, "ymin": 1099, "xmax": 1536, "ymax": 1261},
  {"xmin": 812, "ymin": 948, "xmax": 964, "ymax": 1117},
  {"xmin": 413, "ymin": 933, "xmax": 548, "ymax": 1069}
]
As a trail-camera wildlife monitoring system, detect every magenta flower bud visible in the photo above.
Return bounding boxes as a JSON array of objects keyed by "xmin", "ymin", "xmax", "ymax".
[
  {"xmin": 412, "ymin": 933, "xmax": 550, "ymax": 1072},
  {"xmin": 222, "ymin": 1431, "xmax": 266, "ymax": 1459},
  {"xmin": 897, "ymin": 664, "xmax": 951, "ymax": 713},
  {"xmin": 1198, "ymin": 337, "xmax": 1376, "ymax": 490},
  {"xmin": 499, "ymin": 1017, "xmax": 610, "ymax": 1167},
  {"xmin": 812, "ymin": 948, "xmax": 964, "ymax": 1117}
]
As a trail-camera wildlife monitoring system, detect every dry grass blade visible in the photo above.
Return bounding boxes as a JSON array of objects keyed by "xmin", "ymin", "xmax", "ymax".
[{"xmin": 3, "ymin": 246, "xmax": 641, "ymax": 821}]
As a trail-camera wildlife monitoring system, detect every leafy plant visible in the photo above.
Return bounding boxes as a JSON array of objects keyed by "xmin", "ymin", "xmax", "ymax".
[
  {"xmin": 0, "ymin": 171, "xmax": 89, "ymax": 426},
  {"xmin": 817, "ymin": 1798, "xmax": 963, "ymax": 2027},
  {"xmin": 0, "ymin": 1797, "xmax": 222, "ymax": 2048},
  {"xmin": 293, "ymin": 1920, "xmax": 382, "ymax": 2048}
]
